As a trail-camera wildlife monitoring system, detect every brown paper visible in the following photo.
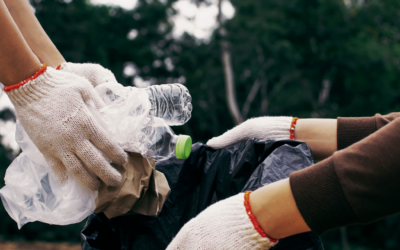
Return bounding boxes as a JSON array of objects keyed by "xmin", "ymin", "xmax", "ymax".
[{"xmin": 95, "ymin": 152, "xmax": 170, "ymax": 219}]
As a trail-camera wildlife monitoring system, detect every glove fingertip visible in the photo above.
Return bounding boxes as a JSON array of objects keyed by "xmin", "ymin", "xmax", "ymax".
[
  {"xmin": 206, "ymin": 138, "xmax": 224, "ymax": 149},
  {"xmin": 103, "ymin": 166, "xmax": 123, "ymax": 187},
  {"xmin": 111, "ymin": 147, "xmax": 129, "ymax": 166},
  {"xmin": 119, "ymin": 151, "xmax": 129, "ymax": 165}
]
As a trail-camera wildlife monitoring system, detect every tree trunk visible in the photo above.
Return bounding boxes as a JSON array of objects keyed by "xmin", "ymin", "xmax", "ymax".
[
  {"xmin": 218, "ymin": 0, "xmax": 243, "ymax": 125},
  {"xmin": 242, "ymin": 79, "xmax": 261, "ymax": 119}
]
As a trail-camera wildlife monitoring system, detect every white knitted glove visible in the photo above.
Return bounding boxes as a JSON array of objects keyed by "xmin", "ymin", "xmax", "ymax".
[
  {"xmin": 58, "ymin": 62, "xmax": 118, "ymax": 87},
  {"xmin": 207, "ymin": 116, "xmax": 293, "ymax": 149},
  {"xmin": 6, "ymin": 67, "xmax": 128, "ymax": 191},
  {"xmin": 167, "ymin": 193, "xmax": 278, "ymax": 250}
]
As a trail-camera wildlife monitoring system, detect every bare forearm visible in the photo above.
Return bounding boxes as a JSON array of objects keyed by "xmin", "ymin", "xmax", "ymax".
[
  {"xmin": 249, "ymin": 119, "xmax": 337, "ymax": 239},
  {"xmin": 250, "ymin": 178, "xmax": 310, "ymax": 239},
  {"xmin": 0, "ymin": 0, "xmax": 41, "ymax": 86},
  {"xmin": 4, "ymin": 0, "xmax": 65, "ymax": 67},
  {"xmin": 295, "ymin": 119, "xmax": 337, "ymax": 160}
]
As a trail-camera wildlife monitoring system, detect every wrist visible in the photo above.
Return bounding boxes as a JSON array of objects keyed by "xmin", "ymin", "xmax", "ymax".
[
  {"xmin": 294, "ymin": 119, "xmax": 337, "ymax": 160},
  {"xmin": 250, "ymin": 179, "xmax": 311, "ymax": 239},
  {"xmin": 244, "ymin": 191, "xmax": 278, "ymax": 243},
  {"xmin": 3, "ymin": 64, "xmax": 47, "ymax": 91},
  {"xmin": 2, "ymin": 62, "xmax": 42, "ymax": 87}
]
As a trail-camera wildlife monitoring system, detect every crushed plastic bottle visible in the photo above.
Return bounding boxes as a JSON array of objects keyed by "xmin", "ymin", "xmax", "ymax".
[
  {"xmin": 140, "ymin": 117, "xmax": 192, "ymax": 161},
  {"xmin": 96, "ymin": 83, "xmax": 192, "ymax": 126},
  {"xmin": 146, "ymin": 84, "xmax": 192, "ymax": 126},
  {"xmin": 94, "ymin": 82, "xmax": 192, "ymax": 161}
]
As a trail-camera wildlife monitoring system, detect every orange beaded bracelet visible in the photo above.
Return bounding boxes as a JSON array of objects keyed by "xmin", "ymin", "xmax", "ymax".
[
  {"xmin": 4, "ymin": 64, "xmax": 47, "ymax": 92},
  {"xmin": 55, "ymin": 64, "xmax": 62, "ymax": 70},
  {"xmin": 290, "ymin": 117, "xmax": 299, "ymax": 140},
  {"xmin": 244, "ymin": 191, "xmax": 279, "ymax": 243}
]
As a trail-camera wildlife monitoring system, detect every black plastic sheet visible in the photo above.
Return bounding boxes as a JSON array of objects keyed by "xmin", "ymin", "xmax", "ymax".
[{"xmin": 81, "ymin": 139, "xmax": 324, "ymax": 250}]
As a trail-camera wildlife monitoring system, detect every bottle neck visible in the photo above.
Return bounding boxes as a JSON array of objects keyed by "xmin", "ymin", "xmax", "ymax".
[{"xmin": 171, "ymin": 135, "xmax": 179, "ymax": 145}]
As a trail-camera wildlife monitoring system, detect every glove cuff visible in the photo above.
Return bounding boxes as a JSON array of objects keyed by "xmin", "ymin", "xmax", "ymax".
[
  {"xmin": 6, "ymin": 67, "xmax": 60, "ymax": 106},
  {"xmin": 262, "ymin": 116, "xmax": 293, "ymax": 140},
  {"xmin": 221, "ymin": 193, "xmax": 278, "ymax": 248},
  {"xmin": 4, "ymin": 64, "xmax": 47, "ymax": 92}
]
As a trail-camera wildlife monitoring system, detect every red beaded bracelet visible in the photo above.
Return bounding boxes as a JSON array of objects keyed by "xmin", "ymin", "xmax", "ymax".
[
  {"xmin": 244, "ymin": 191, "xmax": 279, "ymax": 243},
  {"xmin": 290, "ymin": 117, "xmax": 299, "ymax": 140},
  {"xmin": 4, "ymin": 64, "xmax": 47, "ymax": 92},
  {"xmin": 55, "ymin": 64, "xmax": 62, "ymax": 70}
]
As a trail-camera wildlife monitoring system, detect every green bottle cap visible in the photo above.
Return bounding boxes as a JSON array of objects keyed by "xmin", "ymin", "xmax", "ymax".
[{"xmin": 175, "ymin": 135, "xmax": 192, "ymax": 159}]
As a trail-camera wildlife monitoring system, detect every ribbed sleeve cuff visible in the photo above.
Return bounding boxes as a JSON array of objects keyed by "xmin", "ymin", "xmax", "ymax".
[
  {"xmin": 289, "ymin": 158, "xmax": 360, "ymax": 235},
  {"xmin": 337, "ymin": 117, "xmax": 377, "ymax": 150}
]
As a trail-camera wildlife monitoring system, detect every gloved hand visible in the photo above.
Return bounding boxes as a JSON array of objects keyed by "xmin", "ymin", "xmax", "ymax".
[
  {"xmin": 57, "ymin": 62, "xmax": 118, "ymax": 87},
  {"xmin": 167, "ymin": 192, "xmax": 278, "ymax": 250},
  {"xmin": 6, "ymin": 65, "xmax": 127, "ymax": 191},
  {"xmin": 207, "ymin": 116, "xmax": 293, "ymax": 149}
]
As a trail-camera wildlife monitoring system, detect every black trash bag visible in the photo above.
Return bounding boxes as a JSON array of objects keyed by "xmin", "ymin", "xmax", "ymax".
[{"xmin": 81, "ymin": 139, "xmax": 324, "ymax": 250}]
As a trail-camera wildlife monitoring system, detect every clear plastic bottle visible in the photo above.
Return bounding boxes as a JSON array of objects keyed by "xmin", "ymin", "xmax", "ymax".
[
  {"xmin": 145, "ymin": 84, "xmax": 193, "ymax": 126},
  {"xmin": 94, "ymin": 83, "xmax": 192, "ymax": 161},
  {"xmin": 140, "ymin": 117, "xmax": 192, "ymax": 161},
  {"xmin": 96, "ymin": 83, "xmax": 192, "ymax": 126}
]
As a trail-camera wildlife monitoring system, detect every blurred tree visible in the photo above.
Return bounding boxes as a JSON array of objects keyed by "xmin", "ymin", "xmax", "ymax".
[
  {"xmin": 218, "ymin": 0, "xmax": 243, "ymax": 125},
  {"xmin": 1, "ymin": 0, "xmax": 400, "ymax": 248}
]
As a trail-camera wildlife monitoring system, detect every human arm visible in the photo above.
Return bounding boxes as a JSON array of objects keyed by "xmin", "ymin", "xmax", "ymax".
[
  {"xmin": 4, "ymin": 0, "xmax": 118, "ymax": 87},
  {"xmin": 207, "ymin": 117, "xmax": 338, "ymax": 161},
  {"xmin": 213, "ymin": 114, "xmax": 400, "ymax": 239},
  {"xmin": 294, "ymin": 119, "xmax": 337, "ymax": 160},
  {"xmin": 250, "ymin": 178, "xmax": 310, "ymax": 239},
  {"xmin": 0, "ymin": 1, "xmax": 127, "ymax": 190},
  {"xmin": 295, "ymin": 112, "xmax": 400, "ymax": 159},
  {"xmin": 291, "ymin": 115, "xmax": 400, "ymax": 234},
  {"xmin": 207, "ymin": 112, "xmax": 400, "ymax": 161},
  {"xmin": 0, "ymin": 0, "xmax": 41, "ymax": 86},
  {"xmin": 3, "ymin": 0, "xmax": 65, "ymax": 67}
]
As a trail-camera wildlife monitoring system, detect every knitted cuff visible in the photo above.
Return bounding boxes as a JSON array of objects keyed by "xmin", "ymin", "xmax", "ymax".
[
  {"xmin": 264, "ymin": 116, "xmax": 293, "ymax": 140},
  {"xmin": 3, "ymin": 64, "xmax": 47, "ymax": 92},
  {"xmin": 6, "ymin": 67, "xmax": 59, "ymax": 106},
  {"xmin": 224, "ymin": 193, "xmax": 278, "ymax": 249}
]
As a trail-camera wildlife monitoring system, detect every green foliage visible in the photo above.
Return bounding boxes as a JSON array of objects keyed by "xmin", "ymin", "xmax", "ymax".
[
  {"xmin": 33, "ymin": 0, "xmax": 177, "ymax": 86},
  {"xmin": 224, "ymin": 0, "xmax": 400, "ymax": 119},
  {"xmin": 1, "ymin": 0, "xmax": 400, "ymax": 247}
]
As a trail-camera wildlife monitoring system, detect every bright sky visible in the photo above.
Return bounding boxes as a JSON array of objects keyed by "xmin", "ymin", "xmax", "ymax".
[
  {"xmin": 90, "ymin": 0, "xmax": 235, "ymax": 39},
  {"xmin": 90, "ymin": 0, "xmax": 138, "ymax": 10}
]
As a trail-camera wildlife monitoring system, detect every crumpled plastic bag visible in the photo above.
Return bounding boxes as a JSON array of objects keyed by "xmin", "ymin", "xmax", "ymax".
[
  {"xmin": 0, "ymin": 121, "xmax": 96, "ymax": 229},
  {"xmin": 94, "ymin": 83, "xmax": 153, "ymax": 154}
]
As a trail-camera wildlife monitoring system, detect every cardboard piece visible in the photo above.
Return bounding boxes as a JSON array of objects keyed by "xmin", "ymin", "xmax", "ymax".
[{"xmin": 95, "ymin": 152, "xmax": 170, "ymax": 218}]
